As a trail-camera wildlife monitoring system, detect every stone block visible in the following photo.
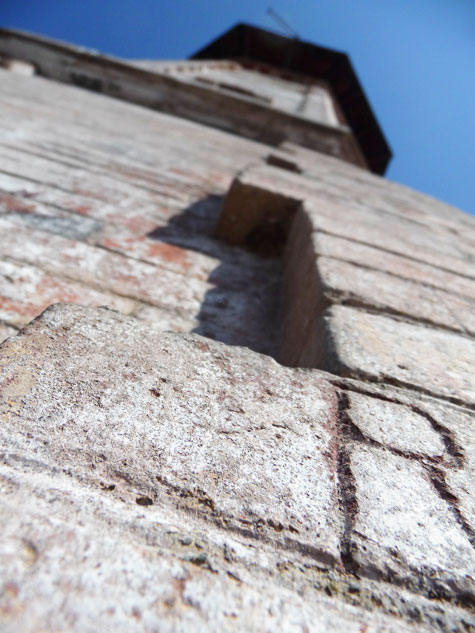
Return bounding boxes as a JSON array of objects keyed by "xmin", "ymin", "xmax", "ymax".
[
  {"xmin": 316, "ymin": 255, "xmax": 475, "ymax": 336},
  {"xmin": 318, "ymin": 305, "xmax": 475, "ymax": 408},
  {"xmin": 347, "ymin": 392, "xmax": 445, "ymax": 457},
  {"xmin": 0, "ymin": 259, "xmax": 136, "ymax": 327},
  {"xmin": 350, "ymin": 444, "xmax": 475, "ymax": 601},
  {"xmin": 312, "ymin": 231, "xmax": 475, "ymax": 302},
  {"xmin": 0, "ymin": 304, "xmax": 343, "ymax": 563}
]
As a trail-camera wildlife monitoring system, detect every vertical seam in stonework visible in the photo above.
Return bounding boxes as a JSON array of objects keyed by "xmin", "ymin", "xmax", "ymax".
[
  {"xmin": 427, "ymin": 465, "xmax": 475, "ymax": 549},
  {"xmin": 335, "ymin": 382, "xmax": 475, "ymax": 552},
  {"xmin": 433, "ymin": 287, "xmax": 471, "ymax": 338},
  {"xmin": 335, "ymin": 390, "xmax": 359, "ymax": 576}
]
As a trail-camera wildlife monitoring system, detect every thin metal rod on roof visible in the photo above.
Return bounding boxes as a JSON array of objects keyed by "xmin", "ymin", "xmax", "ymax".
[
  {"xmin": 267, "ymin": 7, "xmax": 311, "ymax": 115},
  {"xmin": 267, "ymin": 8, "xmax": 300, "ymax": 40}
]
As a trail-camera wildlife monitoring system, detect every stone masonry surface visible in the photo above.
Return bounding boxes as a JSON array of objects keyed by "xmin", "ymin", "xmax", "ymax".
[
  {"xmin": 0, "ymin": 38, "xmax": 475, "ymax": 633},
  {"xmin": 0, "ymin": 304, "xmax": 474, "ymax": 632}
]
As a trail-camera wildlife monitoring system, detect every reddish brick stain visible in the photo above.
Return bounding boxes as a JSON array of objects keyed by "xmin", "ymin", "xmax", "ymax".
[
  {"xmin": 0, "ymin": 296, "xmax": 41, "ymax": 320},
  {"xmin": 68, "ymin": 204, "xmax": 92, "ymax": 216},
  {"xmin": 104, "ymin": 214, "xmax": 158, "ymax": 234},
  {"xmin": 0, "ymin": 192, "xmax": 36, "ymax": 214},
  {"xmin": 146, "ymin": 242, "xmax": 190, "ymax": 271},
  {"xmin": 35, "ymin": 277, "xmax": 81, "ymax": 304},
  {"xmin": 101, "ymin": 238, "xmax": 123, "ymax": 251},
  {"xmin": 101, "ymin": 235, "xmax": 189, "ymax": 271},
  {"xmin": 71, "ymin": 186, "xmax": 109, "ymax": 202}
]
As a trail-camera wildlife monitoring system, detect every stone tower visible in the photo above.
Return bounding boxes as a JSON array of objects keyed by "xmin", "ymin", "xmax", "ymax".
[{"xmin": 0, "ymin": 24, "xmax": 473, "ymax": 632}]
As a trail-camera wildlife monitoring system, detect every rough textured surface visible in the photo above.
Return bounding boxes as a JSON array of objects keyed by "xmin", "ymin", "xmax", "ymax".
[
  {"xmin": 0, "ymin": 305, "xmax": 342, "ymax": 563},
  {"xmin": 320, "ymin": 305, "xmax": 475, "ymax": 408},
  {"xmin": 347, "ymin": 392, "xmax": 445, "ymax": 457},
  {"xmin": 0, "ymin": 304, "xmax": 474, "ymax": 632},
  {"xmin": 0, "ymin": 67, "xmax": 284, "ymax": 359},
  {"xmin": 350, "ymin": 445, "xmax": 474, "ymax": 598},
  {"xmin": 1, "ymin": 31, "xmax": 475, "ymax": 633}
]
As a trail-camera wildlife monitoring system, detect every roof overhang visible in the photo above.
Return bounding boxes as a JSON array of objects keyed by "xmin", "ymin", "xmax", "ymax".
[{"xmin": 191, "ymin": 23, "xmax": 392, "ymax": 175}]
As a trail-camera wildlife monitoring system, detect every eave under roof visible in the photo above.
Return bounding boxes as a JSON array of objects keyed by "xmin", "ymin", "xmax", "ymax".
[{"xmin": 191, "ymin": 23, "xmax": 392, "ymax": 175}]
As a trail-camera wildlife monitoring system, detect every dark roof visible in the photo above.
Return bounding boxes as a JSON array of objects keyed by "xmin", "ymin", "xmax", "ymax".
[{"xmin": 191, "ymin": 23, "xmax": 392, "ymax": 175}]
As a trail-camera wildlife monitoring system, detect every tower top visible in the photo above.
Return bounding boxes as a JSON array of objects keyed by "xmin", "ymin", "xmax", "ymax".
[{"xmin": 192, "ymin": 23, "xmax": 392, "ymax": 174}]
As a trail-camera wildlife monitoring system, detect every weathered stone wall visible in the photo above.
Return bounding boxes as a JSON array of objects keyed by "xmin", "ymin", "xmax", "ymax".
[
  {"xmin": 0, "ymin": 50, "xmax": 474, "ymax": 633},
  {"xmin": 0, "ymin": 66, "xmax": 285, "ymax": 356},
  {"xmin": 1, "ymin": 305, "xmax": 474, "ymax": 632},
  {"xmin": 0, "ymin": 29, "xmax": 365, "ymax": 167}
]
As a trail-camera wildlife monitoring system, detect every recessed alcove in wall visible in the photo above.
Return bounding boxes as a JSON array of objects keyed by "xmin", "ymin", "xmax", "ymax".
[
  {"xmin": 145, "ymin": 160, "xmax": 329, "ymax": 369},
  {"xmin": 215, "ymin": 164, "xmax": 329, "ymax": 369}
]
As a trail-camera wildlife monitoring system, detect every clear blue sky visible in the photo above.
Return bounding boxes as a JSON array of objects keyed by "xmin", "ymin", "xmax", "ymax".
[{"xmin": 2, "ymin": 0, "xmax": 474, "ymax": 215}]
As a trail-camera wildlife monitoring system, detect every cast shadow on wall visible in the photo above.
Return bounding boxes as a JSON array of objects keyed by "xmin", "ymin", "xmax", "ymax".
[{"xmin": 147, "ymin": 195, "xmax": 282, "ymax": 360}]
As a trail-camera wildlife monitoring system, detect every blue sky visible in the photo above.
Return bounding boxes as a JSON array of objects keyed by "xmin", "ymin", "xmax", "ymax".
[{"xmin": 2, "ymin": 0, "xmax": 474, "ymax": 215}]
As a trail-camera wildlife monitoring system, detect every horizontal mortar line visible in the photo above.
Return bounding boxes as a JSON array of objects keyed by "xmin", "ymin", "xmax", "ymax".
[
  {"xmin": 0, "ymin": 137, "xmax": 218, "ymax": 189},
  {"xmin": 0, "ymin": 181, "xmax": 189, "ymax": 226},
  {"xmin": 0, "ymin": 115, "xmax": 245, "ymax": 173},
  {"xmin": 317, "ymin": 252, "xmax": 475, "ymax": 305},
  {"xmin": 335, "ymin": 366, "xmax": 475, "ymax": 414},
  {"xmin": 26, "ymin": 138, "xmax": 228, "ymax": 181},
  {"xmin": 0, "ymin": 167, "xmax": 113, "ymax": 201},
  {"xmin": 0, "ymin": 253, "xmax": 198, "ymax": 320},
  {"xmin": 0, "ymin": 164, "xmax": 219, "ymax": 216},
  {"xmin": 0, "ymin": 254, "xmax": 232, "ymax": 333},
  {"xmin": 0, "ymin": 237, "xmax": 219, "ymax": 323},
  {"xmin": 0, "ymin": 204, "xmax": 232, "ymax": 283},
  {"xmin": 0, "ymin": 207, "xmax": 208, "ymax": 278},
  {"xmin": 97, "ymin": 235, "xmax": 281, "ymax": 282},
  {"xmin": 23, "ymin": 138, "xmax": 213, "ymax": 188},
  {"xmin": 90, "ymin": 235, "xmax": 271, "ymax": 286},
  {"xmin": 0, "ymin": 146, "xmax": 208, "ymax": 200},
  {"xmin": 0, "ymin": 141, "xmax": 109, "ymax": 173},
  {"xmin": 91, "ymin": 241, "xmax": 206, "ymax": 282},
  {"xmin": 0, "ymin": 175, "xmax": 195, "ymax": 227},
  {"xmin": 329, "ymin": 377, "xmax": 475, "ymax": 423},
  {"xmin": 325, "ymin": 292, "xmax": 475, "ymax": 342},
  {"xmin": 0, "ymin": 250, "xmax": 279, "ymax": 351},
  {"xmin": 0, "ymin": 122, "xmax": 211, "ymax": 168},
  {"xmin": 306, "ymin": 175, "xmax": 475, "ymax": 236},
  {"xmin": 313, "ymin": 227, "xmax": 475, "ymax": 284}
]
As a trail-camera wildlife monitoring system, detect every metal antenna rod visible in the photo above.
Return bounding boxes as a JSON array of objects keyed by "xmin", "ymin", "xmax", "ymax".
[{"xmin": 267, "ymin": 7, "xmax": 300, "ymax": 40}]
